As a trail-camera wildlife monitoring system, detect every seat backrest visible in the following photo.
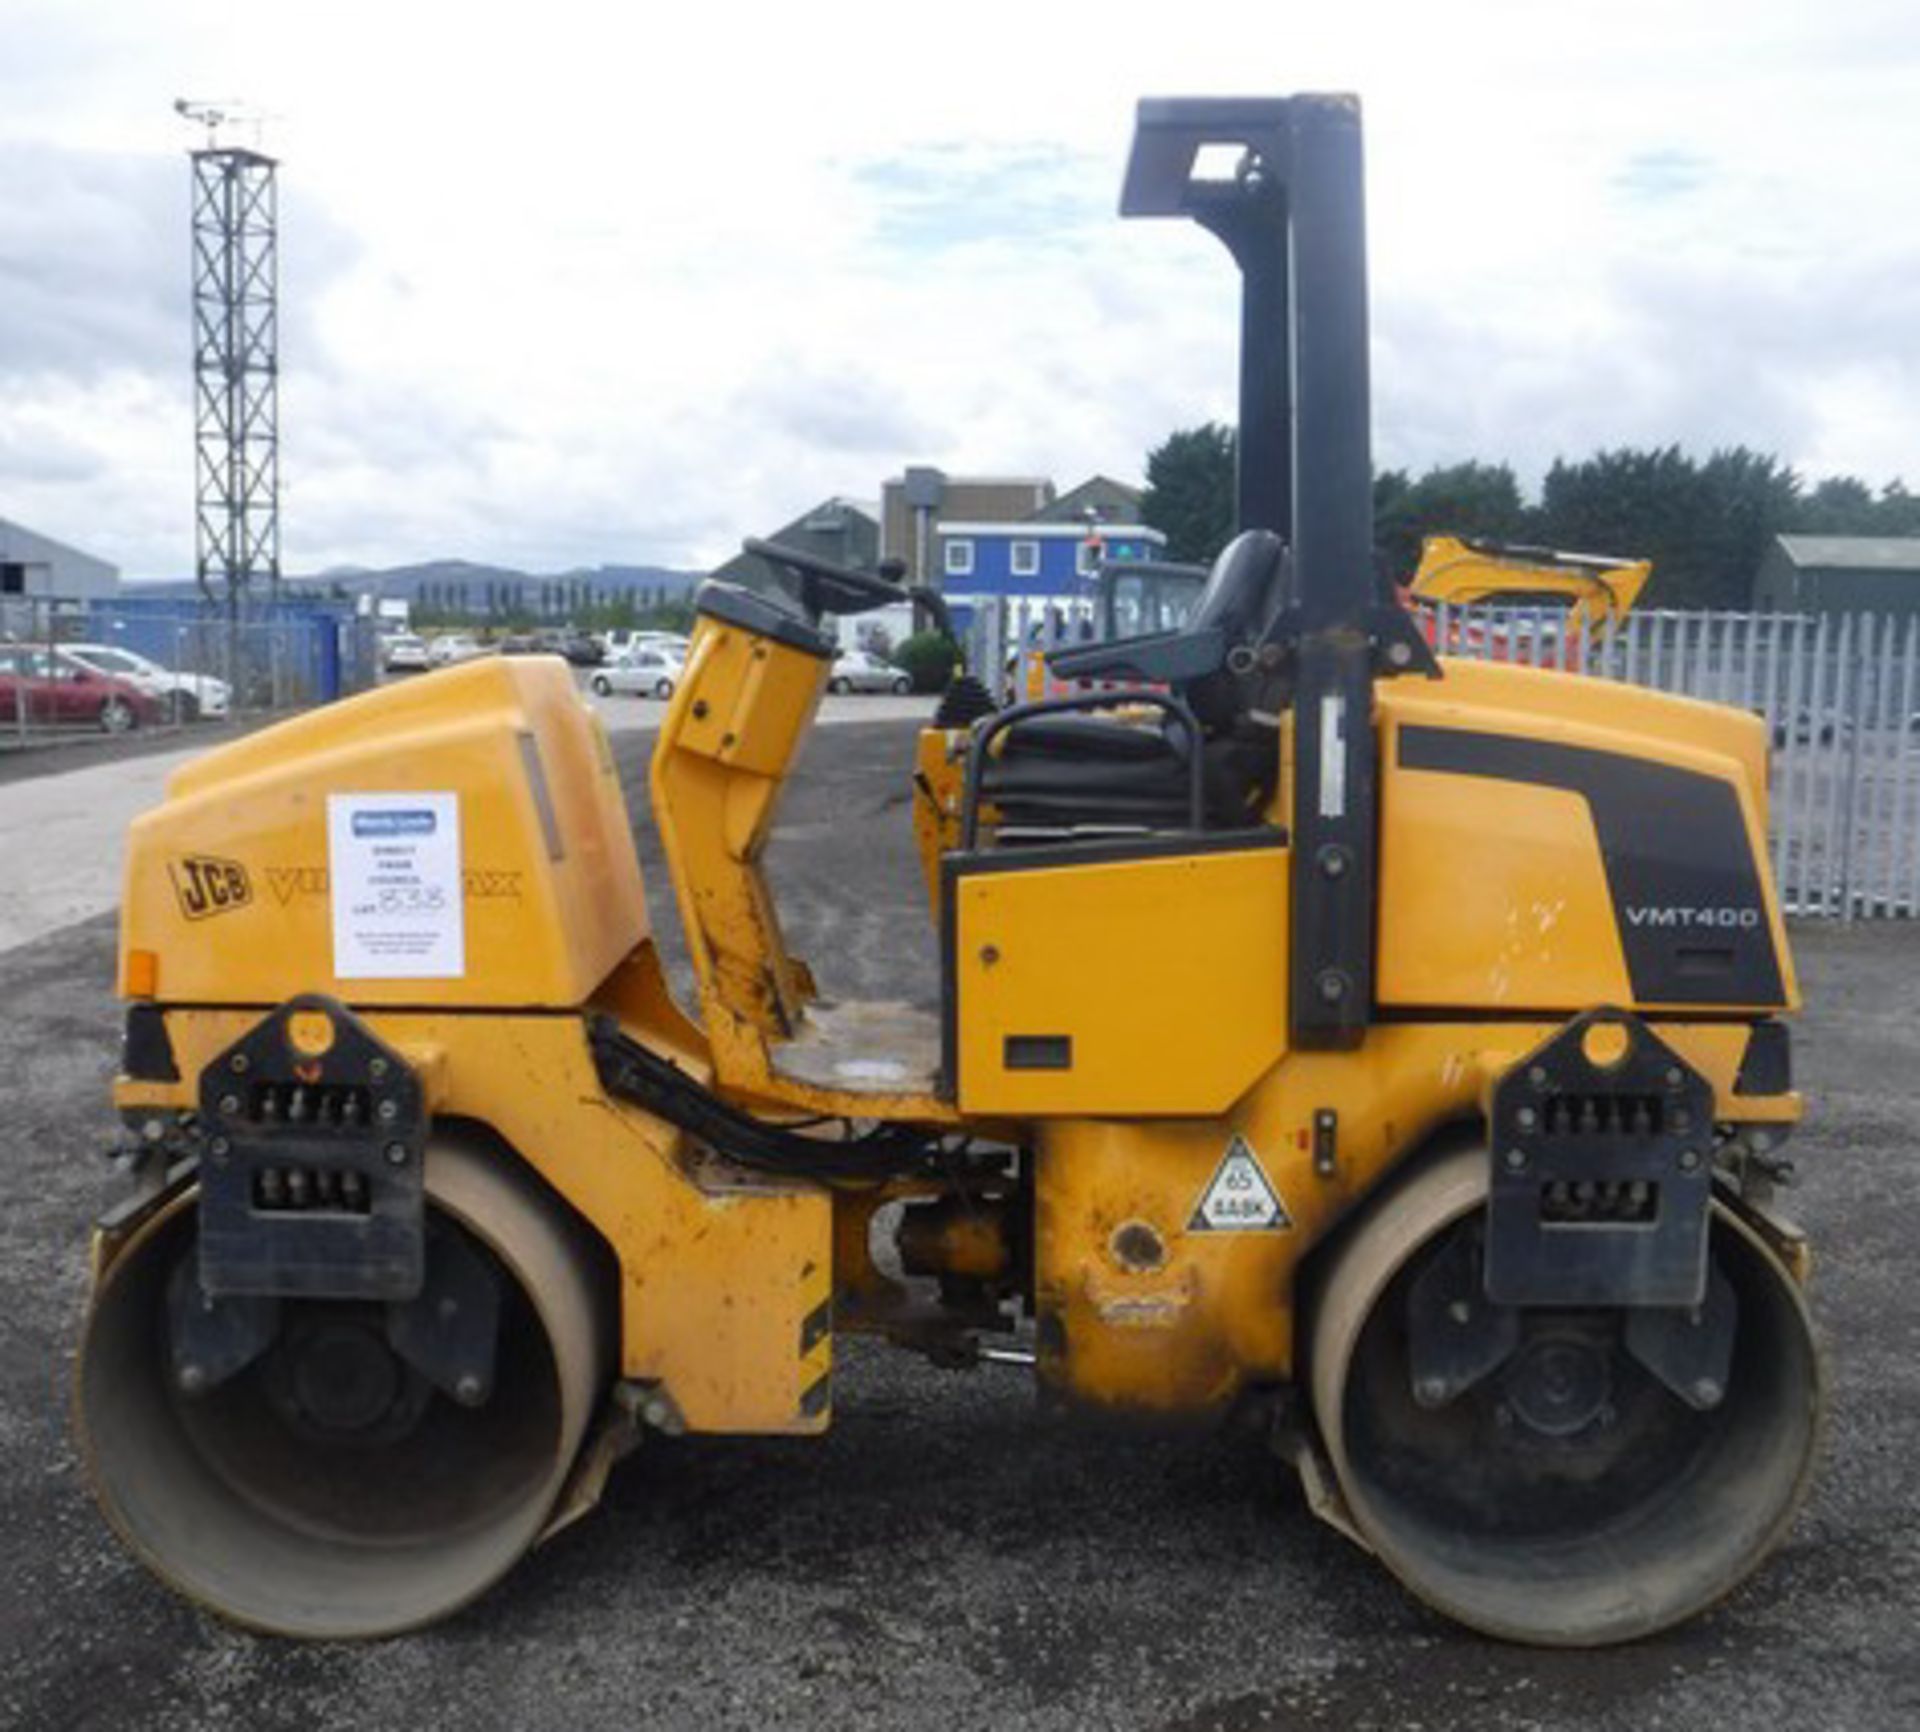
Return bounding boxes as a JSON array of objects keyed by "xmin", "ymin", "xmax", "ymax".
[
  {"xmin": 1041, "ymin": 526, "xmax": 1290, "ymax": 708},
  {"xmin": 1190, "ymin": 529, "xmax": 1288, "ymax": 643}
]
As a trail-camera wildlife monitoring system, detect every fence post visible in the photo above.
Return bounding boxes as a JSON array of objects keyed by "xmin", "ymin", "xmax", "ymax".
[
  {"xmin": 1869, "ymin": 612, "xmax": 1899, "ymax": 917},
  {"xmin": 1889, "ymin": 616, "xmax": 1920, "ymax": 918},
  {"xmin": 1781, "ymin": 617, "xmax": 1816, "ymax": 911},
  {"xmin": 1815, "ymin": 615, "xmax": 1849, "ymax": 917},
  {"xmin": 1835, "ymin": 615, "xmax": 1871, "ymax": 921},
  {"xmin": 1759, "ymin": 615, "xmax": 1785, "ymax": 752}
]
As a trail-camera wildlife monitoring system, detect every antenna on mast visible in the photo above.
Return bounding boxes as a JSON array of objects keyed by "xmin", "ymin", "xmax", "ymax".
[{"xmin": 174, "ymin": 98, "xmax": 281, "ymax": 612}]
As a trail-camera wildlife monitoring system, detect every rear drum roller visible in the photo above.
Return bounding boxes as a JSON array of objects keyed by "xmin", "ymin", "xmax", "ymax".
[
  {"xmin": 1309, "ymin": 1146, "xmax": 1823, "ymax": 1646},
  {"xmin": 75, "ymin": 1136, "xmax": 608, "ymax": 1637}
]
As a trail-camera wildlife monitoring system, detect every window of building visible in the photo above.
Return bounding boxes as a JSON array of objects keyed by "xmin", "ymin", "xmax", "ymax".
[
  {"xmin": 0, "ymin": 563, "xmax": 25, "ymax": 595},
  {"xmin": 1076, "ymin": 538, "xmax": 1106, "ymax": 576},
  {"xmin": 944, "ymin": 538, "xmax": 975, "ymax": 578},
  {"xmin": 1010, "ymin": 539, "xmax": 1040, "ymax": 578}
]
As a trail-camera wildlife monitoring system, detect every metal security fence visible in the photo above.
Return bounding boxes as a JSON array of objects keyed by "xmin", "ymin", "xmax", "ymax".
[
  {"xmin": 1, "ymin": 594, "xmax": 379, "ymax": 749},
  {"xmin": 1432, "ymin": 605, "xmax": 1920, "ymax": 921},
  {"xmin": 964, "ymin": 596, "xmax": 1097, "ymax": 705},
  {"xmin": 963, "ymin": 593, "xmax": 1920, "ymax": 920}
]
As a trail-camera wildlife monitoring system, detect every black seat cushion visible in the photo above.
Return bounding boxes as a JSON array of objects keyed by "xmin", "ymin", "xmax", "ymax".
[{"xmin": 981, "ymin": 715, "xmax": 1274, "ymax": 833}]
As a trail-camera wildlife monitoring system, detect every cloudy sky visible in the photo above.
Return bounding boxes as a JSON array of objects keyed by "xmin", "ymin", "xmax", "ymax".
[{"xmin": 2, "ymin": 0, "xmax": 1915, "ymax": 578}]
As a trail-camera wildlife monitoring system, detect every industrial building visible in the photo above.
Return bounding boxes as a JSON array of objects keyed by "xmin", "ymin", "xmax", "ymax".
[
  {"xmin": 725, "ymin": 469, "xmax": 1159, "ymax": 629},
  {"xmin": 0, "ymin": 516, "xmax": 120, "ymax": 600},
  {"xmin": 709, "ymin": 498, "xmax": 880, "ymax": 592},
  {"xmin": 1752, "ymin": 535, "xmax": 1920, "ymax": 619},
  {"xmin": 881, "ymin": 470, "xmax": 1055, "ymax": 584}
]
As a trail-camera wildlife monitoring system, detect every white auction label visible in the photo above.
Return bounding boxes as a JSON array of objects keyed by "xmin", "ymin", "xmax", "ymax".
[{"xmin": 327, "ymin": 792, "xmax": 465, "ymax": 979}]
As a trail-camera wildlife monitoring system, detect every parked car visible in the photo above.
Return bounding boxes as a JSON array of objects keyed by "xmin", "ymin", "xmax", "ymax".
[
  {"xmin": 828, "ymin": 648, "xmax": 912, "ymax": 695},
  {"xmin": 497, "ymin": 632, "xmax": 542, "ymax": 655},
  {"xmin": 602, "ymin": 628, "xmax": 689, "ymax": 660},
  {"xmin": 558, "ymin": 632, "xmax": 606, "ymax": 667},
  {"xmin": 1772, "ymin": 708, "xmax": 1854, "ymax": 746},
  {"xmin": 59, "ymin": 642, "xmax": 232, "ymax": 719},
  {"xmin": 590, "ymin": 646, "xmax": 684, "ymax": 699},
  {"xmin": 384, "ymin": 634, "xmax": 431, "ymax": 672},
  {"xmin": 427, "ymin": 634, "xmax": 488, "ymax": 667},
  {"xmin": 0, "ymin": 645, "xmax": 165, "ymax": 733}
]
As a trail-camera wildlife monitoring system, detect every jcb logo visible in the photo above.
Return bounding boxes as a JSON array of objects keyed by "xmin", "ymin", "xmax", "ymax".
[{"xmin": 170, "ymin": 856, "xmax": 252, "ymax": 921}]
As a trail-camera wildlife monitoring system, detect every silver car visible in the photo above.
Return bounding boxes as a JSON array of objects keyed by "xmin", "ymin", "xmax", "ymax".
[
  {"xmin": 59, "ymin": 642, "xmax": 233, "ymax": 719},
  {"xmin": 427, "ymin": 633, "xmax": 488, "ymax": 667},
  {"xmin": 383, "ymin": 634, "xmax": 431, "ymax": 672},
  {"xmin": 828, "ymin": 648, "xmax": 911, "ymax": 695},
  {"xmin": 590, "ymin": 646, "xmax": 684, "ymax": 699}
]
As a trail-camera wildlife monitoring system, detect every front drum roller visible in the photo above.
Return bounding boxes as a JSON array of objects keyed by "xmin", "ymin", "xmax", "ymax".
[
  {"xmin": 1309, "ymin": 1145, "xmax": 1823, "ymax": 1646},
  {"xmin": 75, "ymin": 1135, "xmax": 609, "ymax": 1638}
]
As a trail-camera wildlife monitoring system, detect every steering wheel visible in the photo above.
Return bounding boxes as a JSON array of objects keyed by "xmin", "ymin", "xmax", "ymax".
[{"xmin": 743, "ymin": 537, "xmax": 904, "ymax": 617}]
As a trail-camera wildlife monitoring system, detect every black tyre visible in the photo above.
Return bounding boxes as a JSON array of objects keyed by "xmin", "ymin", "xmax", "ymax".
[
  {"xmin": 892, "ymin": 675, "xmax": 912, "ymax": 695},
  {"xmin": 590, "ymin": 675, "xmax": 612, "ymax": 697},
  {"xmin": 829, "ymin": 677, "xmax": 852, "ymax": 695},
  {"xmin": 653, "ymin": 678, "xmax": 674, "ymax": 699}
]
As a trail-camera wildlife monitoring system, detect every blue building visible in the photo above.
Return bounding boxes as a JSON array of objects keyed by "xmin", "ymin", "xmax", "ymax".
[{"xmin": 934, "ymin": 520, "xmax": 1168, "ymax": 608}]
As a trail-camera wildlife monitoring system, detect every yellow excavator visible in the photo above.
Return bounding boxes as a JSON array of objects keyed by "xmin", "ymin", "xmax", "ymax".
[
  {"xmin": 75, "ymin": 96, "xmax": 1821, "ymax": 1646},
  {"xmin": 1407, "ymin": 534, "xmax": 1651, "ymax": 667}
]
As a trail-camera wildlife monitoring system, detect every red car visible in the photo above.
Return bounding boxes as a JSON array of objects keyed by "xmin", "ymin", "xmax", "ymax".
[{"xmin": 0, "ymin": 645, "xmax": 166, "ymax": 733}]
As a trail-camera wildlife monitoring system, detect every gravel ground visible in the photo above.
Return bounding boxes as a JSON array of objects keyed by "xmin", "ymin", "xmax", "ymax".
[{"xmin": 2, "ymin": 719, "xmax": 1917, "ymax": 1731}]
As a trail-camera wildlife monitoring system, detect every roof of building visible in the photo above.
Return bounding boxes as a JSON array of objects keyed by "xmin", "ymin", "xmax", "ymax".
[
  {"xmin": 1034, "ymin": 475, "xmax": 1144, "ymax": 524},
  {"xmin": 1774, "ymin": 535, "xmax": 1920, "ymax": 572},
  {"xmin": 884, "ymin": 473, "xmax": 1053, "ymax": 490},
  {"xmin": 936, "ymin": 520, "xmax": 1166, "ymax": 542},
  {"xmin": 0, "ymin": 515, "xmax": 119, "ymax": 573},
  {"xmin": 709, "ymin": 495, "xmax": 882, "ymax": 585},
  {"xmin": 803, "ymin": 496, "xmax": 878, "ymax": 521}
]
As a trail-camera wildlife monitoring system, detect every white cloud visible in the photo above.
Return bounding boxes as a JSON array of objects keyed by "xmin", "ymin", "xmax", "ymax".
[{"xmin": 0, "ymin": 0, "xmax": 1915, "ymax": 575}]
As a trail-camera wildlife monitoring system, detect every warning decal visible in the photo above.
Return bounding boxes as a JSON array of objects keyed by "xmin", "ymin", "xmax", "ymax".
[{"xmin": 1188, "ymin": 1135, "xmax": 1292, "ymax": 1233}]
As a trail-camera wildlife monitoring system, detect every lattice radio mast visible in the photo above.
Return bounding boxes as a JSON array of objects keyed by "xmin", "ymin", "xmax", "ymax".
[{"xmin": 176, "ymin": 99, "xmax": 280, "ymax": 612}]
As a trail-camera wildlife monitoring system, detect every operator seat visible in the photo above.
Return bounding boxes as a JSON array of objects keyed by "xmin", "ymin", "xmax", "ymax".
[{"xmin": 975, "ymin": 529, "xmax": 1290, "ymax": 836}]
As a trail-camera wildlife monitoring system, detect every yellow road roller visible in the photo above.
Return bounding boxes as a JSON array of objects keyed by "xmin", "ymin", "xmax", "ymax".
[{"xmin": 77, "ymin": 95, "xmax": 1822, "ymax": 1644}]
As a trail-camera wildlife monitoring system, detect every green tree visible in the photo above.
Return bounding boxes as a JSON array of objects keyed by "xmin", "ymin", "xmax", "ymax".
[
  {"xmin": 892, "ymin": 630, "xmax": 960, "ymax": 693},
  {"xmin": 1791, "ymin": 475, "xmax": 1877, "ymax": 534},
  {"xmin": 640, "ymin": 596, "xmax": 695, "ymax": 633},
  {"xmin": 1536, "ymin": 445, "xmax": 1798, "ymax": 608},
  {"xmin": 1142, "ymin": 423, "xmax": 1237, "ymax": 563},
  {"xmin": 1870, "ymin": 481, "xmax": 1920, "ymax": 536},
  {"xmin": 1373, "ymin": 460, "xmax": 1528, "ymax": 581}
]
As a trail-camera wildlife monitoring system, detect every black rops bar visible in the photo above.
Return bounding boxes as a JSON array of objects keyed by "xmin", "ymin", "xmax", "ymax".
[{"xmin": 1121, "ymin": 95, "xmax": 1422, "ymax": 1047}]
